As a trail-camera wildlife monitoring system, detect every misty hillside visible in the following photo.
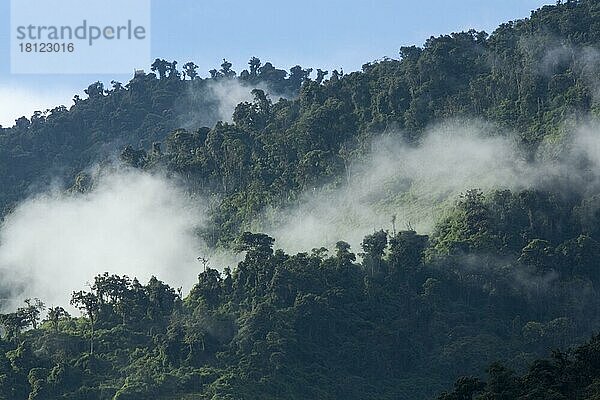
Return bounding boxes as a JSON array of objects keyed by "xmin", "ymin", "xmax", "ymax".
[
  {"xmin": 4, "ymin": 1, "xmax": 600, "ymax": 399},
  {"xmin": 2, "ymin": 0, "xmax": 600, "ymax": 243},
  {"xmin": 0, "ymin": 59, "xmax": 309, "ymax": 216}
]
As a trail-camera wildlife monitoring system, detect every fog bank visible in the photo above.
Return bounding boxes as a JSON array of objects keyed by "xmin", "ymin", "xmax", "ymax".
[
  {"xmin": 0, "ymin": 169, "xmax": 207, "ymax": 310},
  {"xmin": 262, "ymin": 120, "xmax": 600, "ymax": 253}
]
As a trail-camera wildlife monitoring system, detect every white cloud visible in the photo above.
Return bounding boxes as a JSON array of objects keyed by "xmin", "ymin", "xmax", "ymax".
[
  {"xmin": 0, "ymin": 168, "xmax": 212, "ymax": 310},
  {"xmin": 260, "ymin": 119, "xmax": 600, "ymax": 254}
]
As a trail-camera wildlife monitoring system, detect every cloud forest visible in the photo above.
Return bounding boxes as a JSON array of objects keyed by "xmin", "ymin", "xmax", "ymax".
[{"xmin": 4, "ymin": 1, "xmax": 600, "ymax": 399}]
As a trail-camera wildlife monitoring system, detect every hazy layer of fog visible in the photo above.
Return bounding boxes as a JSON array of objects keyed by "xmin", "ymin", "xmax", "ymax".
[
  {"xmin": 0, "ymin": 169, "xmax": 212, "ymax": 311},
  {"xmin": 260, "ymin": 119, "xmax": 600, "ymax": 253}
]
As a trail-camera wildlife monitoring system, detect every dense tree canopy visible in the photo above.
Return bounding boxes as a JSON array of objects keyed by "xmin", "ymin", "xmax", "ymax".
[
  {"xmin": 3, "ymin": 1, "xmax": 600, "ymax": 399},
  {"xmin": 2, "ymin": 184, "xmax": 600, "ymax": 398}
]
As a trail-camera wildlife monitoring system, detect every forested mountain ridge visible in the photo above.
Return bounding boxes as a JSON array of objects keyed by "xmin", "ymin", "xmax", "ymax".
[
  {"xmin": 0, "ymin": 58, "xmax": 311, "ymax": 216},
  {"xmin": 3, "ymin": 0, "xmax": 600, "ymax": 399},
  {"xmin": 3, "ymin": 0, "xmax": 600, "ymax": 239}
]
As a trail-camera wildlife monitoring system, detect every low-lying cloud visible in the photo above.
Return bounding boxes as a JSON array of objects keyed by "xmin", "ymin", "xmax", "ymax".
[
  {"xmin": 261, "ymin": 119, "xmax": 600, "ymax": 253},
  {"xmin": 0, "ymin": 169, "xmax": 209, "ymax": 310}
]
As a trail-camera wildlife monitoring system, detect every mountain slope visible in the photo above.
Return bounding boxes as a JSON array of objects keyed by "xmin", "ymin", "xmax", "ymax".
[{"xmin": 2, "ymin": 1, "xmax": 600, "ymax": 400}]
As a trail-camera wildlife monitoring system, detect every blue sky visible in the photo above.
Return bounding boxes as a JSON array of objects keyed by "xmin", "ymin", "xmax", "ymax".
[{"xmin": 0, "ymin": 0, "xmax": 552, "ymax": 126}]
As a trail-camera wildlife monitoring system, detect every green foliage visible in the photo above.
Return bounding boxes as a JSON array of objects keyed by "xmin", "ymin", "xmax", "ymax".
[
  {"xmin": 439, "ymin": 333, "xmax": 600, "ymax": 399},
  {"xmin": 4, "ymin": 1, "xmax": 600, "ymax": 399},
  {"xmin": 4, "ymin": 1, "xmax": 600, "ymax": 245},
  {"xmin": 4, "ymin": 185, "xmax": 600, "ymax": 399}
]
